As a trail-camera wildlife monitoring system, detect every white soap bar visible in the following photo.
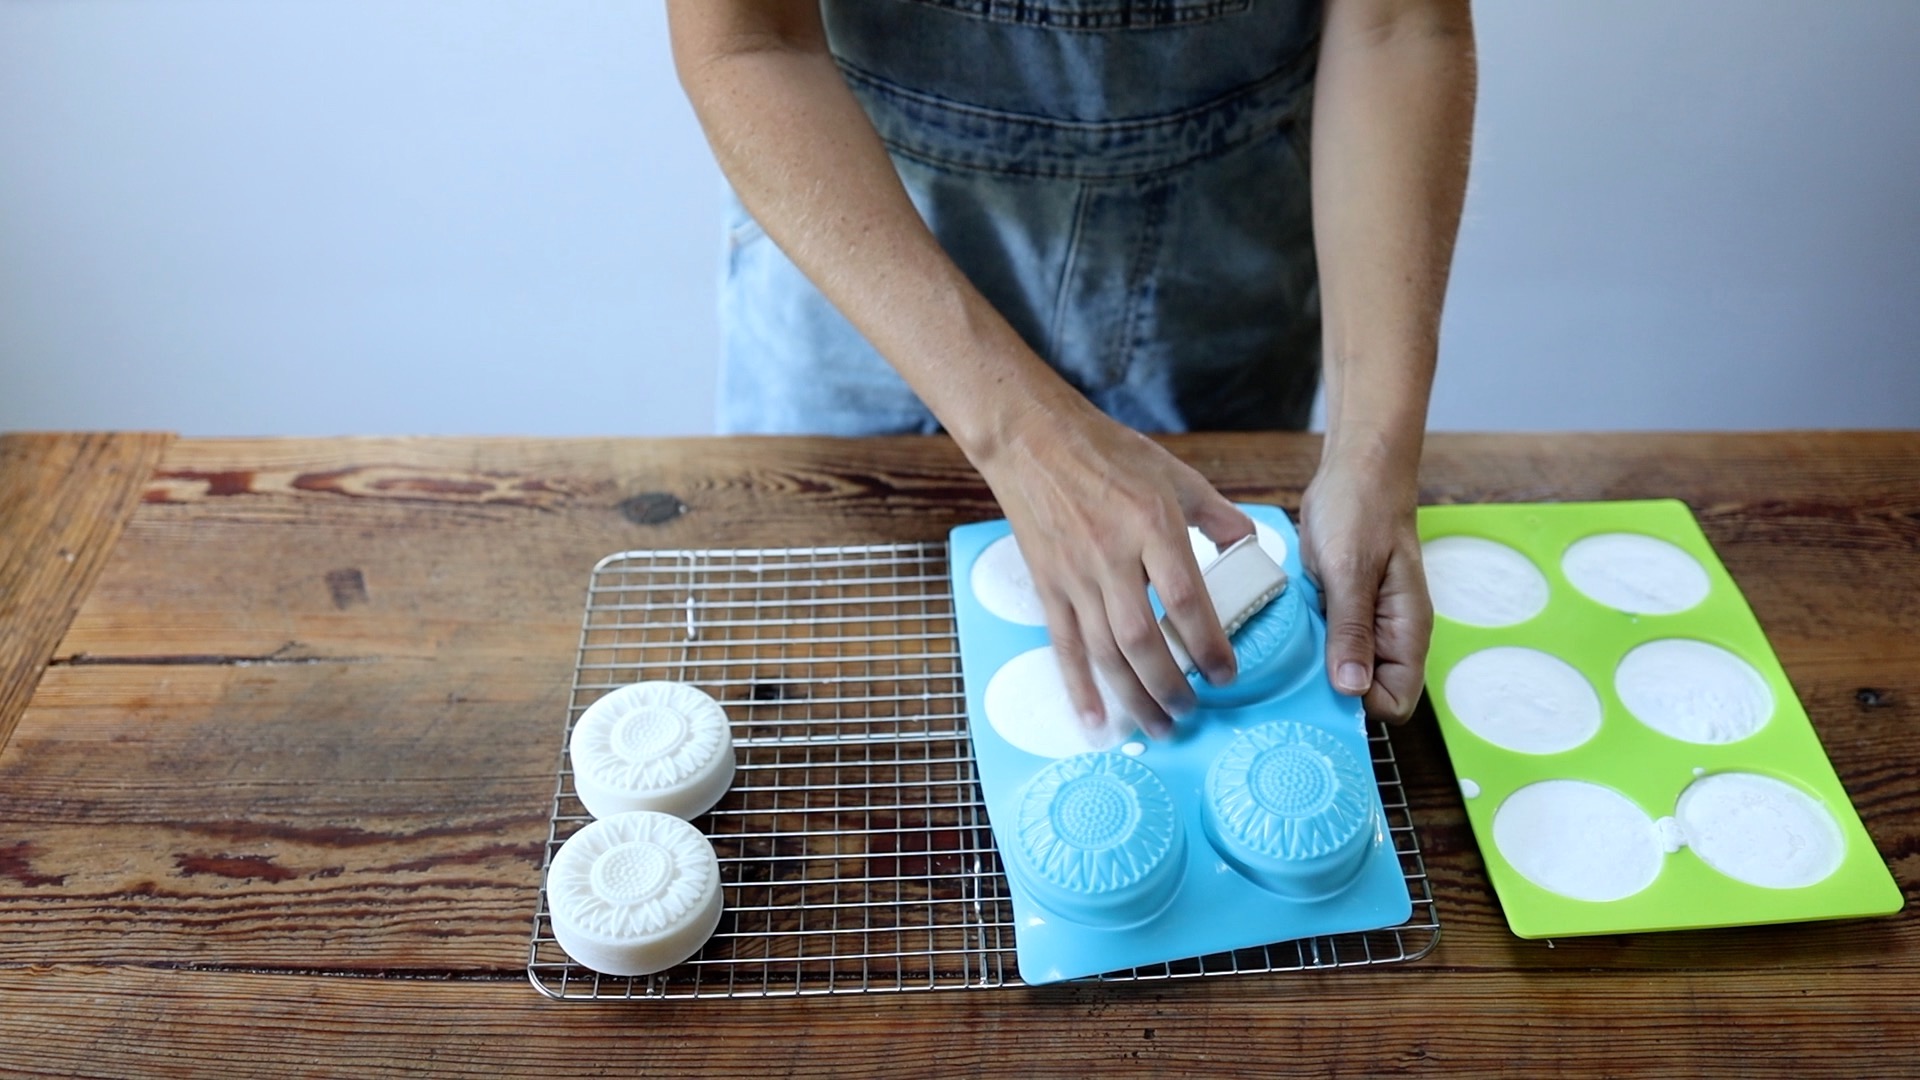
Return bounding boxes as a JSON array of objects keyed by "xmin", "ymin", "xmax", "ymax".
[
  {"xmin": 547, "ymin": 810, "xmax": 725, "ymax": 977},
  {"xmin": 1161, "ymin": 535, "xmax": 1289, "ymax": 674},
  {"xmin": 983, "ymin": 645, "xmax": 1134, "ymax": 759},
  {"xmin": 571, "ymin": 682, "xmax": 736, "ymax": 821}
]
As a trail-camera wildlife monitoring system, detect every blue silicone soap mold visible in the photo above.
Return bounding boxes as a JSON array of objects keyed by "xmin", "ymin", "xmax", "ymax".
[
  {"xmin": 1009, "ymin": 753, "xmax": 1188, "ymax": 928},
  {"xmin": 951, "ymin": 505, "xmax": 1412, "ymax": 984}
]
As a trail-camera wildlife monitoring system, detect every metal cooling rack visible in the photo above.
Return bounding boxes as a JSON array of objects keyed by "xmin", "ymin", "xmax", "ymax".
[{"xmin": 527, "ymin": 543, "xmax": 1439, "ymax": 1000}]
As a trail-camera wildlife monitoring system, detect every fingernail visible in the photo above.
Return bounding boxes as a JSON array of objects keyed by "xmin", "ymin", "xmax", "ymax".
[
  {"xmin": 1337, "ymin": 662, "xmax": 1371, "ymax": 695},
  {"xmin": 1204, "ymin": 660, "xmax": 1236, "ymax": 687},
  {"xmin": 1079, "ymin": 710, "xmax": 1106, "ymax": 732}
]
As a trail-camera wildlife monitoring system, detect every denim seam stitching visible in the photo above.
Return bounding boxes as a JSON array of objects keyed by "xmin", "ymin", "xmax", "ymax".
[
  {"xmin": 836, "ymin": 55, "xmax": 1309, "ymax": 138},
  {"xmin": 874, "ymin": 117, "xmax": 1294, "ymax": 182},
  {"xmin": 892, "ymin": 0, "xmax": 1254, "ymax": 32},
  {"xmin": 840, "ymin": 58, "xmax": 1311, "ymax": 180},
  {"xmin": 1110, "ymin": 182, "xmax": 1168, "ymax": 388},
  {"xmin": 1046, "ymin": 183, "xmax": 1094, "ymax": 365}
]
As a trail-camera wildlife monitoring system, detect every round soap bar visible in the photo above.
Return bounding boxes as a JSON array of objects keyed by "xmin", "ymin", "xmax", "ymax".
[
  {"xmin": 546, "ymin": 810, "xmax": 725, "ymax": 977},
  {"xmin": 1492, "ymin": 779, "xmax": 1663, "ymax": 902},
  {"xmin": 1203, "ymin": 721, "xmax": 1376, "ymax": 900},
  {"xmin": 1614, "ymin": 638, "xmax": 1773, "ymax": 745},
  {"xmin": 571, "ymin": 682, "xmax": 736, "ymax": 821},
  {"xmin": 1007, "ymin": 752, "xmax": 1186, "ymax": 928},
  {"xmin": 970, "ymin": 534, "xmax": 1048, "ymax": 627},
  {"xmin": 1422, "ymin": 535, "xmax": 1550, "ymax": 628},
  {"xmin": 1675, "ymin": 772, "xmax": 1844, "ymax": 889},
  {"xmin": 983, "ymin": 645, "xmax": 1133, "ymax": 759},
  {"xmin": 1561, "ymin": 532, "xmax": 1711, "ymax": 615}
]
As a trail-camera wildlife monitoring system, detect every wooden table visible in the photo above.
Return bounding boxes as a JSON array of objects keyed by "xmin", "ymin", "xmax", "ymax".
[{"xmin": 1, "ymin": 432, "xmax": 1914, "ymax": 1078}]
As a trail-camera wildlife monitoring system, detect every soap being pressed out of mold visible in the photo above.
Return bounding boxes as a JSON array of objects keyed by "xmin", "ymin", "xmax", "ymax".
[
  {"xmin": 1188, "ymin": 520, "xmax": 1289, "ymax": 573},
  {"xmin": 570, "ymin": 682, "xmax": 736, "ymax": 820},
  {"xmin": 976, "ymin": 532, "xmax": 1294, "ymax": 740},
  {"xmin": 951, "ymin": 506, "xmax": 1411, "ymax": 983},
  {"xmin": 1160, "ymin": 535, "xmax": 1288, "ymax": 675},
  {"xmin": 974, "ymin": 524, "xmax": 1294, "ymax": 634},
  {"xmin": 1202, "ymin": 721, "xmax": 1377, "ymax": 901},
  {"xmin": 546, "ymin": 810, "xmax": 724, "ymax": 976}
]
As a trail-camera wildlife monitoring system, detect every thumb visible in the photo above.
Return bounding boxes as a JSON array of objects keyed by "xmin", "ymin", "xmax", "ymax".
[{"xmin": 1321, "ymin": 558, "xmax": 1379, "ymax": 697}]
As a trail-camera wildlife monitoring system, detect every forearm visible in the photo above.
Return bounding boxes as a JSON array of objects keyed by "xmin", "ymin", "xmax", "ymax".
[
  {"xmin": 666, "ymin": 2, "xmax": 1078, "ymax": 460},
  {"xmin": 1311, "ymin": 0, "xmax": 1476, "ymax": 473}
]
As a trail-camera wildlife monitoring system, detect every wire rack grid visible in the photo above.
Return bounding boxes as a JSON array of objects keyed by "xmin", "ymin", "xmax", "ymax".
[{"xmin": 527, "ymin": 542, "xmax": 1439, "ymax": 1000}]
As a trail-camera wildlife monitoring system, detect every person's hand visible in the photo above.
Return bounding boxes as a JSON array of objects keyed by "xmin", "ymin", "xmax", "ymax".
[
  {"xmin": 1298, "ymin": 452, "xmax": 1432, "ymax": 723},
  {"xmin": 973, "ymin": 397, "xmax": 1253, "ymax": 738}
]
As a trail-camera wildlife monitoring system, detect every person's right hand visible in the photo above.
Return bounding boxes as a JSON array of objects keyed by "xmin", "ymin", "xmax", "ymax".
[{"xmin": 972, "ymin": 396, "xmax": 1253, "ymax": 739}]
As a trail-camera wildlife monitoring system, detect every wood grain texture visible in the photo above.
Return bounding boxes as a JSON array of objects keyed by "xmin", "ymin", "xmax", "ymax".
[
  {"xmin": 1, "ymin": 432, "xmax": 1916, "ymax": 1076},
  {"xmin": 0, "ymin": 432, "xmax": 171, "ymax": 752},
  {"xmin": 0, "ymin": 965, "xmax": 1915, "ymax": 1079}
]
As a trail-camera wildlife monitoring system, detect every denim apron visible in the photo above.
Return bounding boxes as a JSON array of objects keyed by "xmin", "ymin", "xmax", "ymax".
[{"xmin": 718, "ymin": 0, "xmax": 1325, "ymax": 436}]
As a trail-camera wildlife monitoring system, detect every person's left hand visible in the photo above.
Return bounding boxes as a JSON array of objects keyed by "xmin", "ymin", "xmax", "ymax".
[{"xmin": 1298, "ymin": 453, "xmax": 1432, "ymax": 723}]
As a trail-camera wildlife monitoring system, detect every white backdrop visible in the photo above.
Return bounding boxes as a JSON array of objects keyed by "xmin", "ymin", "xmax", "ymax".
[{"xmin": 3, "ymin": 1, "xmax": 1916, "ymax": 436}]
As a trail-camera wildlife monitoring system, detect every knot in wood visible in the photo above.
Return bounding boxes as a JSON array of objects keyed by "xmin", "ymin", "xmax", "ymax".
[{"xmin": 618, "ymin": 492, "xmax": 688, "ymax": 526}]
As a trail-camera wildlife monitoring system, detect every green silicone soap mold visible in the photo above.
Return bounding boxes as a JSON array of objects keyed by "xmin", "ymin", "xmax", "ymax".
[{"xmin": 1418, "ymin": 499, "xmax": 1902, "ymax": 939}]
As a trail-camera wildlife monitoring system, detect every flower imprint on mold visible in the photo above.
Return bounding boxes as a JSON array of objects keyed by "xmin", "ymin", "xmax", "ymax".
[
  {"xmin": 1016, "ymin": 754, "xmax": 1178, "ymax": 896},
  {"xmin": 1207, "ymin": 722, "xmax": 1373, "ymax": 863}
]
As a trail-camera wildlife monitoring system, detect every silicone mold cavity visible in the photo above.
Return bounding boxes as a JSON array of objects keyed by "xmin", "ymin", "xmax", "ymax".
[
  {"xmin": 1418, "ymin": 500, "xmax": 1902, "ymax": 938},
  {"xmin": 951, "ymin": 505, "xmax": 1411, "ymax": 982},
  {"xmin": 1008, "ymin": 753, "xmax": 1186, "ymax": 928},
  {"xmin": 1203, "ymin": 721, "xmax": 1376, "ymax": 901}
]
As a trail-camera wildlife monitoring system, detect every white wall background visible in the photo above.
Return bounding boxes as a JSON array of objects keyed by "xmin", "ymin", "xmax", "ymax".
[{"xmin": 2, "ymin": 0, "xmax": 1916, "ymax": 437}]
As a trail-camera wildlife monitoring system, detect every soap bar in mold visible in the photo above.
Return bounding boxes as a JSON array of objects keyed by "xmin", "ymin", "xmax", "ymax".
[
  {"xmin": 1419, "ymin": 499, "xmax": 1903, "ymax": 939},
  {"xmin": 950, "ymin": 505, "xmax": 1411, "ymax": 984}
]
